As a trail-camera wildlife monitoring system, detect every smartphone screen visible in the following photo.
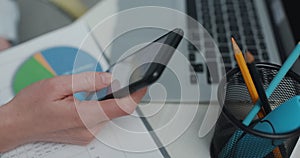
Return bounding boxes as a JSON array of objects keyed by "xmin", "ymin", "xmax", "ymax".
[{"xmin": 86, "ymin": 28, "xmax": 183, "ymax": 101}]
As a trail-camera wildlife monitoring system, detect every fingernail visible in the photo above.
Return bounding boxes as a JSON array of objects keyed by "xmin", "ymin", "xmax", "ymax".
[{"xmin": 100, "ymin": 73, "xmax": 111, "ymax": 85}]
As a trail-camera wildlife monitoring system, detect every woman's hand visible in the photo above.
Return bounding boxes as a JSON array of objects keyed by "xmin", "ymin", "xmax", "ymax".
[
  {"xmin": 0, "ymin": 37, "xmax": 11, "ymax": 52},
  {"xmin": 0, "ymin": 72, "xmax": 147, "ymax": 152}
]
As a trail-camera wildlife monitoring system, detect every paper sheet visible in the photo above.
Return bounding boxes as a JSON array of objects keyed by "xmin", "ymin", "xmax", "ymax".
[{"xmin": 0, "ymin": 20, "xmax": 163, "ymax": 158}]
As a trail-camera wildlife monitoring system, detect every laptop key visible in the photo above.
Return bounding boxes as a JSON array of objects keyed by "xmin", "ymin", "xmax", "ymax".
[
  {"xmin": 257, "ymin": 32, "xmax": 264, "ymax": 39},
  {"xmin": 221, "ymin": 65, "xmax": 232, "ymax": 75},
  {"xmin": 217, "ymin": 26, "xmax": 226, "ymax": 33},
  {"xmin": 255, "ymin": 58, "xmax": 260, "ymax": 63},
  {"xmin": 225, "ymin": 65, "xmax": 232, "ymax": 72},
  {"xmin": 218, "ymin": 36, "xmax": 228, "ymax": 43},
  {"xmin": 248, "ymin": 48, "xmax": 258, "ymax": 55},
  {"xmin": 189, "ymin": 53, "xmax": 196, "ymax": 62},
  {"xmin": 219, "ymin": 46, "xmax": 230, "ymax": 53},
  {"xmin": 260, "ymin": 42, "xmax": 266, "ymax": 49},
  {"xmin": 203, "ymin": 16, "xmax": 211, "ymax": 23},
  {"xmin": 202, "ymin": 8, "xmax": 210, "ymax": 14},
  {"xmin": 186, "ymin": 0, "xmax": 198, "ymax": 20},
  {"xmin": 226, "ymin": 5, "xmax": 234, "ymax": 11},
  {"xmin": 222, "ymin": 56, "xmax": 232, "ymax": 64},
  {"xmin": 190, "ymin": 73, "xmax": 198, "ymax": 84},
  {"xmin": 192, "ymin": 63, "xmax": 204, "ymax": 73},
  {"xmin": 254, "ymin": 21, "xmax": 261, "ymax": 29},
  {"xmin": 188, "ymin": 43, "xmax": 198, "ymax": 51},
  {"xmin": 206, "ymin": 68, "xmax": 212, "ymax": 84},
  {"xmin": 205, "ymin": 49, "xmax": 217, "ymax": 59},
  {"xmin": 220, "ymin": 51, "xmax": 230, "ymax": 56},
  {"xmin": 228, "ymin": 10, "xmax": 236, "ymax": 18},
  {"xmin": 205, "ymin": 40, "xmax": 215, "ymax": 49},
  {"xmin": 244, "ymin": 29, "xmax": 254, "ymax": 36},
  {"xmin": 245, "ymin": 38, "xmax": 256, "ymax": 46},
  {"xmin": 229, "ymin": 21, "xmax": 238, "ymax": 29},
  {"xmin": 203, "ymin": 22, "xmax": 212, "ymax": 30},
  {"xmin": 228, "ymin": 16, "xmax": 237, "ymax": 23},
  {"xmin": 206, "ymin": 62, "xmax": 220, "ymax": 84},
  {"xmin": 215, "ymin": 18, "xmax": 224, "ymax": 25},
  {"xmin": 242, "ymin": 23, "xmax": 252, "ymax": 31},
  {"xmin": 215, "ymin": 13, "xmax": 224, "ymax": 22},
  {"xmin": 262, "ymin": 51, "xmax": 270, "ymax": 61},
  {"xmin": 215, "ymin": 9, "xmax": 223, "ymax": 16},
  {"xmin": 239, "ymin": 3, "xmax": 247, "ymax": 10},
  {"xmin": 201, "ymin": 0, "xmax": 208, "ymax": 5},
  {"xmin": 231, "ymin": 32, "xmax": 241, "ymax": 41},
  {"xmin": 229, "ymin": 25, "xmax": 239, "ymax": 31}
]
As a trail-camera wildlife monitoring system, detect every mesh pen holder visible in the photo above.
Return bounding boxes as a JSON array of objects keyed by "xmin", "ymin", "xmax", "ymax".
[{"xmin": 210, "ymin": 63, "xmax": 300, "ymax": 158}]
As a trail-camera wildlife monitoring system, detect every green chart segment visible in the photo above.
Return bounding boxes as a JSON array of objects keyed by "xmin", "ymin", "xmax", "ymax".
[{"xmin": 13, "ymin": 46, "xmax": 103, "ymax": 100}]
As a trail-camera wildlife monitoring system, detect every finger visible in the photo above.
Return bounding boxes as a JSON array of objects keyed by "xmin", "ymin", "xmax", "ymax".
[
  {"xmin": 48, "ymin": 72, "xmax": 111, "ymax": 97},
  {"xmin": 75, "ymin": 88, "xmax": 147, "ymax": 127},
  {"xmin": 102, "ymin": 88, "xmax": 147, "ymax": 119},
  {"xmin": 72, "ymin": 72, "xmax": 111, "ymax": 92},
  {"xmin": 75, "ymin": 100, "xmax": 110, "ymax": 127}
]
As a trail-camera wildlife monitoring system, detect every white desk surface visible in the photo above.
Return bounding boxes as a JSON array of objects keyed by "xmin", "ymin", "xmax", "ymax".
[{"xmin": 137, "ymin": 103, "xmax": 213, "ymax": 158}]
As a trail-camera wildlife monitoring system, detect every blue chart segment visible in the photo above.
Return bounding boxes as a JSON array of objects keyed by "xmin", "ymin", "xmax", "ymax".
[
  {"xmin": 41, "ymin": 46, "xmax": 102, "ymax": 75},
  {"xmin": 13, "ymin": 46, "xmax": 103, "ymax": 100}
]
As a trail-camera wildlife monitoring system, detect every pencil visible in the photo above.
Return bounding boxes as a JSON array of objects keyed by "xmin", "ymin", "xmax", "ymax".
[
  {"xmin": 245, "ymin": 51, "xmax": 272, "ymax": 114},
  {"xmin": 245, "ymin": 51, "xmax": 283, "ymax": 158},
  {"xmin": 231, "ymin": 37, "xmax": 265, "ymax": 118}
]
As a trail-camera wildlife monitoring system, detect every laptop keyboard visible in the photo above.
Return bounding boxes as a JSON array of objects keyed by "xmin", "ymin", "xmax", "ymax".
[{"xmin": 186, "ymin": 0, "xmax": 270, "ymax": 84}]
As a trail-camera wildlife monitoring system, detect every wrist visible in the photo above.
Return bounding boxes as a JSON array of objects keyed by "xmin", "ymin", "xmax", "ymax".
[{"xmin": 0, "ymin": 102, "xmax": 28, "ymax": 152}]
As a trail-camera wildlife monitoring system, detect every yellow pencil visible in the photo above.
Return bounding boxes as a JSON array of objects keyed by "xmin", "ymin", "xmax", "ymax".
[
  {"xmin": 231, "ymin": 37, "xmax": 265, "ymax": 117},
  {"xmin": 231, "ymin": 37, "xmax": 282, "ymax": 158}
]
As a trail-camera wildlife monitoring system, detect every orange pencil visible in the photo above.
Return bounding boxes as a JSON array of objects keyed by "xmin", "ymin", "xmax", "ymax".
[{"xmin": 231, "ymin": 37, "xmax": 265, "ymax": 117}]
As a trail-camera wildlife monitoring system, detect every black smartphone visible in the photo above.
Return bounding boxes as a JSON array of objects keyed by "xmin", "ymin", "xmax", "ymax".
[{"xmin": 87, "ymin": 28, "xmax": 183, "ymax": 101}]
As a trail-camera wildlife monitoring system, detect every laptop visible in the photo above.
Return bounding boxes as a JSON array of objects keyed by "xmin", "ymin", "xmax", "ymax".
[{"xmin": 86, "ymin": 0, "xmax": 299, "ymax": 103}]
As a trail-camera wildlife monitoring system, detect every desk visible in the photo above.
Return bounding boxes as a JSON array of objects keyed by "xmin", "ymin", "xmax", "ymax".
[
  {"xmin": 0, "ymin": 0, "xmax": 299, "ymax": 157},
  {"xmin": 80, "ymin": 0, "xmax": 300, "ymax": 157},
  {"xmin": 137, "ymin": 103, "xmax": 213, "ymax": 157}
]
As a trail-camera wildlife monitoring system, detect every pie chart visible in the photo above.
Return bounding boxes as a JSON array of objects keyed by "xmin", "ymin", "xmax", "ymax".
[{"xmin": 13, "ymin": 46, "xmax": 103, "ymax": 100}]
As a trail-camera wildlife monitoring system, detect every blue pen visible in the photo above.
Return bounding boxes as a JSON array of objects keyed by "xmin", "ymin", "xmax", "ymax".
[{"xmin": 242, "ymin": 43, "xmax": 300, "ymax": 125}]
